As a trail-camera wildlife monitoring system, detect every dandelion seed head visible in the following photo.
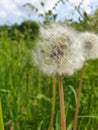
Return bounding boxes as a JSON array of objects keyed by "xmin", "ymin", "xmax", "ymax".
[
  {"xmin": 78, "ymin": 32, "xmax": 98, "ymax": 60},
  {"xmin": 33, "ymin": 23, "xmax": 85, "ymax": 76}
]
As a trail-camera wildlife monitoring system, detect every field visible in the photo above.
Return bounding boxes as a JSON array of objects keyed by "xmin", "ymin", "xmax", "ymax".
[{"xmin": 0, "ymin": 24, "xmax": 98, "ymax": 130}]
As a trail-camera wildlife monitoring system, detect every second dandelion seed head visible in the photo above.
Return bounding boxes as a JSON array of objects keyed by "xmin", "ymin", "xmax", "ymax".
[{"xmin": 78, "ymin": 32, "xmax": 98, "ymax": 60}]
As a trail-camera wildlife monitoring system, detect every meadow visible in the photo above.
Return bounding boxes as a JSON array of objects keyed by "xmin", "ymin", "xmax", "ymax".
[{"xmin": 0, "ymin": 21, "xmax": 98, "ymax": 130}]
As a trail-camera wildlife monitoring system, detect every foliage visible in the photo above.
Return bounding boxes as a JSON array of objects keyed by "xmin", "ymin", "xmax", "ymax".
[
  {"xmin": 23, "ymin": 1, "xmax": 58, "ymax": 24},
  {"xmin": 71, "ymin": 9, "xmax": 98, "ymax": 32},
  {"xmin": 0, "ymin": 99, "xmax": 4, "ymax": 130}
]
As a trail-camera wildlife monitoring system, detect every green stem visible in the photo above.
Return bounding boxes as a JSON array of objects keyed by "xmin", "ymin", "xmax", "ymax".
[
  {"xmin": 0, "ymin": 98, "xmax": 4, "ymax": 130},
  {"xmin": 58, "ymin": 75, "xmax": 66, "ymax": 130},
  {"xmin": 73, "ymin": 66, "xmax": 85, "ymax": 130},
  {"xmin": 48, "ymin": 76, "xmax": 56, "ymax": 130}
]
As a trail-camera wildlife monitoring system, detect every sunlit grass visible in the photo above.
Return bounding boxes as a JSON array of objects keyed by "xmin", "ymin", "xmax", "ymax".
[
  {"xmin": 0, "ymin": 99, "xmax": 4, "ymax": 130},
  {"xmin": 0, "ymin": 32, "xmax": 98, "ymax": 130}
]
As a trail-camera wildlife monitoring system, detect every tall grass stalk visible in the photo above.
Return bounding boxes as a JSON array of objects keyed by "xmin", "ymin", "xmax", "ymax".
[
  {"xmin": 0, "ymin": 98, "xmax": 4, "ymax": 130},
  {"xmin": 73, "ymin": 65, "xmax": 85, "ymax": 130},
  {"xmin": 48, "ymin": 76, "xmax": 56, "ymax": 130},
  {"xmin": 58, "ymin": 75, "xmax": 66, "ymax": 130}
]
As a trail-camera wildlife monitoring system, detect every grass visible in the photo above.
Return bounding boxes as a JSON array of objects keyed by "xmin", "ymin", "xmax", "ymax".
[
  {"xmin": 0, "ymin": 98, "xmax": 4, "ymax": 130},
  {"xmin": 0, "ymin": 31, "xmax": 98, "ymax": 130}
]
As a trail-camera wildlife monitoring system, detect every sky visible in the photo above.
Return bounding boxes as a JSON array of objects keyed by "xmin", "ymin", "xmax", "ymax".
[{"xmin": 0, "ymin": 0, "xmax": 98, "ymax": 25}]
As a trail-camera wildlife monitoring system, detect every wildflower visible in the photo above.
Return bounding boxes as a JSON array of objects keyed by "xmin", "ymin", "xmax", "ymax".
[
  {"xmin": 33, "ymin": 23, "xmax": 85, "ymax": 76},
  {"xmin": 78, "ymin": 32, "xmax": 98, "ymax": 60}
]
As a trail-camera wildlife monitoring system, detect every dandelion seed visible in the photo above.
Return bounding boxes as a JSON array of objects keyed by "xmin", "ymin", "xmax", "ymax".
[
  {"xmin": 33, "ymin": 23, "xmax": 85, "ymax": 76},
  {"xmin": 78, "ymin": 32, "xmax": 98, "ymax": 60}
]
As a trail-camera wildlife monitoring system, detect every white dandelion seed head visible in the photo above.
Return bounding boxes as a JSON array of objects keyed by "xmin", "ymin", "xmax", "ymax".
[
  {"xmin": 33, "ymin": 23, "xmax": 85, "ymax": 76},
  {"xmin": 78, "ymin": 32, "xmax": 98, "ymax": 60}
]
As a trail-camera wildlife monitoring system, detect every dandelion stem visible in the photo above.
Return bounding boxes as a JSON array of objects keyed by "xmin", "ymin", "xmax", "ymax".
[
  {"xmin": 9, "ymin": 123, "xmax": 13, "ymax": 130},
  {"xmin": 58, "ymin": 75, "xmax": 66, "ymax": 130},
  {"xmin": 48, "ymin": 76, "xmax": 56, "ymax": 130},
  {"xmin": 73, "ymin": 65, "xmax": 85, "ymax": 130}
]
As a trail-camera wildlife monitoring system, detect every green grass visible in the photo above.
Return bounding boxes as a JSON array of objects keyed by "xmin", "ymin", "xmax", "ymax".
[
  {"xmin": 0, "ymin": 31, "xmax": 98, "ymax": 130},
  {"xmin": 0, "ymin": 98, "xmax": 4, "ymax": 130}
]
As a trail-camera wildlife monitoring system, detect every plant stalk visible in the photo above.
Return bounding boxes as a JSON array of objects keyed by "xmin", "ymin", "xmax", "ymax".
[
  {"xmin": 48, "ymin": 76, "xmax": 56, "ymax": 130},
  {"xmin": 73, "ymin": 66, "xmax": 85, "ymax": 130},
  {"xmin": 58, "ymin": 75, "xmax": 66, "ymax": 130},
  {"xmin": 0, "ymin": 98, "xmax": 4, "ymax": 130}
]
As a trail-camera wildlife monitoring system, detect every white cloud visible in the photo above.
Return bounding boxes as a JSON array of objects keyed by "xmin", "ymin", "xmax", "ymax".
[
  {"xmin": 0, "ymin": 0, "xmax": 98, "ymax": 25},
  {"xmin": 0, "ymin": 11, "xmax": 6, "ymax": 18},
  {"xmin": 69, "ymin": 0, "xmax": 90, "ymax": 8},
  {"xmin": 0, "ymin": 0, "xmax": 59, "ymax": 25},
  {"xmin": 67, "ymin": 0, "xmax": 91, "ymax": 14}
]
